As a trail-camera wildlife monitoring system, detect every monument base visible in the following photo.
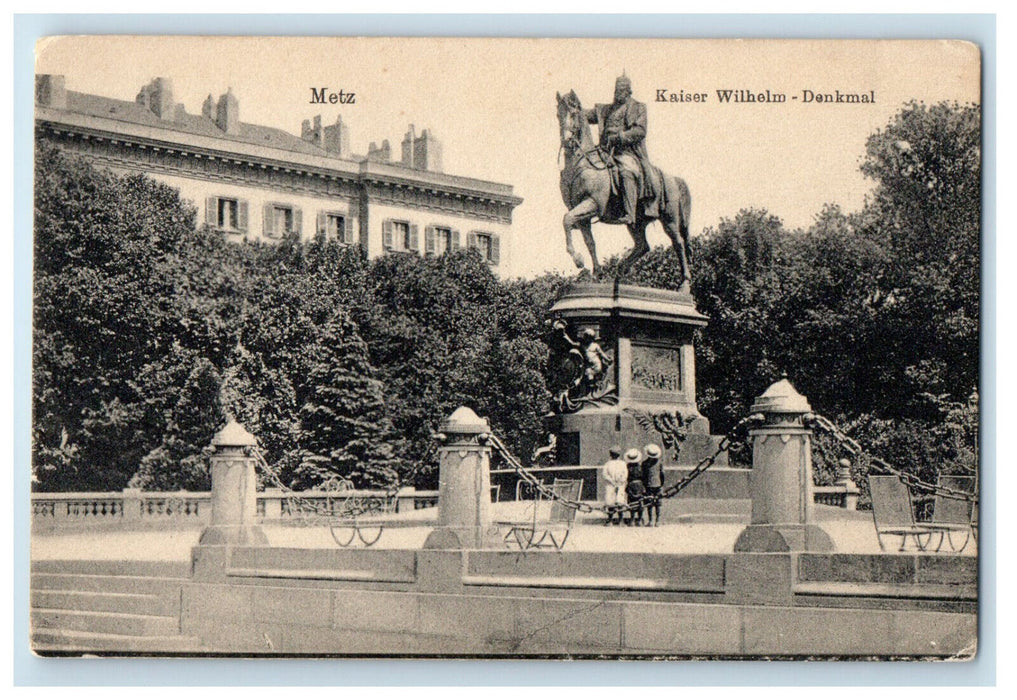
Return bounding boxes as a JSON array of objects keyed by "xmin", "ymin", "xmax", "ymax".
[
  {"xmin": 546, "ymin": 281, "xmax": 722, "ymax": 469},
  {"xmin": 198, "ymin": 524, "xmax": 269, "ymax": 547},
  {"xmin": 423, "ymin": 525, "xmax": 503, "ymax": 550},
  {"xmin": 733, "ymin": 523, "xmax": 834, "ymax": 552}
]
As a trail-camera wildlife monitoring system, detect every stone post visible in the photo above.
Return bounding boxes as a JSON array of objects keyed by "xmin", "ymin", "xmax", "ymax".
[
  {"xmin": 121, "ymin": 487, "xmax": 143, "ymax": 524},
  {"xmin": 836, "ymin": 458, "xmax": 861, "ymax": 511},
  {"xmin": 734, "ymin": 379, "xmax": 834, "ymax": 552},
  {"xmin": 197, "ymin": 419, "xmax": 268, "ymax": 546},
  {"xmin": 423, "ymin": 407, "xmax": 502, "ymax": 550}
]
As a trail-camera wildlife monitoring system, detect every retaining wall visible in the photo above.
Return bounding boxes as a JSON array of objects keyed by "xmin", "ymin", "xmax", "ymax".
[{"xmin": 180, "ymin": 546, "xmax": 977, "ymax": 657}]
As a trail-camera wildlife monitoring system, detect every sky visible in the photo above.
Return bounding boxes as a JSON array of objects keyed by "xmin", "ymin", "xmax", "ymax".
[{"xmin": 36, "ymin": 37, "xmax": 981, "ymax": 279}]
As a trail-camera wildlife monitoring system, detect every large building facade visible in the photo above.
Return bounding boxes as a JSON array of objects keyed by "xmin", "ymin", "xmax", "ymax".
[{"xmin": 35, "ymin": 75, "xmax": 522, "ymax": 272}]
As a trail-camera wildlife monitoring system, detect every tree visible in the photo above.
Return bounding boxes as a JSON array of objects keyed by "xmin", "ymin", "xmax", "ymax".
[
  {"xmin": 857, "ymin": 101, "xmax": 980, "ymax": 417},
  {"xmin": 295, "ymin": 312, "xmax": 401, "ymax": 488},
  {"xmin": 33, "ymin": 142, "xmax": 222, "ymax": 490}
]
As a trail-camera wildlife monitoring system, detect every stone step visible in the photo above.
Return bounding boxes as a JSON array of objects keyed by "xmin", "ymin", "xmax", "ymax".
[
  {"xmin": 32, "ymin": 608, "xmax": 180, "ymax": 637},
  {"xmin": 32, "ymin": 628, "xmax": 203, "ymax": 655},
  {"xmin": 32, "ymin": 589, "xmax": 180, "ymax": 617},
  {"xmin": 31, "ymin": 559, "xmax": 192, "ymax": 578},
  {"xmin": 32, "ymin": 572, "xmax": 186, "ymax": 597}
]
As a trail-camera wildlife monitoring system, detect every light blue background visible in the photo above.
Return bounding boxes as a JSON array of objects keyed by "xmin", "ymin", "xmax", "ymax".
[{"xmin": 13, "ymin": 13, "xmax": 996, "ymax": 687}]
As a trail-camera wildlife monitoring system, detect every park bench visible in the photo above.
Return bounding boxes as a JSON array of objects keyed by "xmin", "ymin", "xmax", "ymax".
[
  {"xmin": 869, "ymin": 475, "xmax": 975, "ymax": 553},
  {"xmin": 500, "ymin": 478, "xmax": 583, "ymax": 551}
]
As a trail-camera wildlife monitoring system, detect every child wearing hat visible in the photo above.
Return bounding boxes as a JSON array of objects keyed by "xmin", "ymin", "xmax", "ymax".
[
  {"xmin": 601, "ymin": 445, "xmax": 628, "ymax": 525},
  {"xmin": 642, "ymin": 443, "xmax": 665, "ymax": 526},
  {"xmin": 623, "ymin": 448, "xmax": 645, "ymax": 526}
]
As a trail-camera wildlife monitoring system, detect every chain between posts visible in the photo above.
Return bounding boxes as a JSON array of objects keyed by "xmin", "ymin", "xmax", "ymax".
[
  {"xmin": 810, "ymin": 413, "xmax": 978, "ymax": 504},
  {"xmin": 250, "ymin": 445, "xmax": 420, "ymax": 522},
  {"xmin": 486, "ymin": 413, "xmax": 760, "ymax": 515}
]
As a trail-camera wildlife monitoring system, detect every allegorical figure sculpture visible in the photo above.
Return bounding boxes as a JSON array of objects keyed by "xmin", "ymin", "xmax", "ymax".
[
  {"xmin": 557, "ymin": 75, "xmax": 693, "ymax": 287},
  {"xmin": 549, "ymin": 319, "xmax": 617, "ymax": 414}
]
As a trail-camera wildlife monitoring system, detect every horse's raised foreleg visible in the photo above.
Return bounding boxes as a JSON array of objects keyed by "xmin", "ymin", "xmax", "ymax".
[{"xmin": 563, "ymin": 198, "xmax": 600, "ymax": 271}]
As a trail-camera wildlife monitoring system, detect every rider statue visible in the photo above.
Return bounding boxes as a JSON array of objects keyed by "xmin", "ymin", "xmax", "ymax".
[{"xmin": 584, "ymin": 74, "xmax": 651, "ymax": 225}]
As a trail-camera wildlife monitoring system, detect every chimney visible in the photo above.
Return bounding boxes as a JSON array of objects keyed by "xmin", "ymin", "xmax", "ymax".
[
  {"xmin": 215, "ymin": 87, "xmax": 239, "ymax": 133},
  {"xmin": 321, "ymin": 114, "xmax": 350, "ymax": 157},
  {"xmin": 35, "ymin": 74, "xmax": 67, "ymax": 110},
  {"xmin": 401, "ymin": 125, "xmax": 416, "ymax": 167},
  {"xmin": 413, "ymin": 128, "xmax": 443, "ymax": 173},
  {"xmin": 136, "ymin": 77, "xmax": 175, "ymax": 119},
  {"xmin": 202, "ymin": 94, "xmax": 215, "ymax": 119},
  {"xmin": 301, "ymin": 115, "xmax": 323, "ymax": 145},
  {"xmin": 367, "ymin": 139, "xmax": 391, "ymax": 163}
]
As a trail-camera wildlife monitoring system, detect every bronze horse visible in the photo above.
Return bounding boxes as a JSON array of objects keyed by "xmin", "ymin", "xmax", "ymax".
[{"xmin": 556, "ymin": 90, "xmax": 692, "ymax": 286}]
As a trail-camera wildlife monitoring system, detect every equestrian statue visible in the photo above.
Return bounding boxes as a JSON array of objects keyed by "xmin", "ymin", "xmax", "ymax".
[{"xmin": 556, "ymin": 75, "xmax": 693, "ymax": 287}]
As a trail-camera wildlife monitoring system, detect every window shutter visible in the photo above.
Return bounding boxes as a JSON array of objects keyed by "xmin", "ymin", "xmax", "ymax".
[
  {"xmin": 409, "ymin": 224, "xmax": 419, "ymax": 252},
  {"xmin": 382, "ymin": 220, "xmax": 393, "ymax": 250},
  {"xmin": 238, "ymin": 201, "xmax": 249, "ymax": 232},
  {"xmin": 451, "ymin": 229, "xmax": 461, "ymax": 251},
  {"xmin": 292, "ymin": 207, "xmax": 303, "ymax": 235},
  {"xmin": 467, "ymin": 231, "xmax": 478, "ymax": 251},
  {"xmin": 491, "ymin": 234, "xmax": 501, "ymax": 265},
  {"xmin": 317, "ymin": 212, "xmax": 327, "ymax": 236},
  {"xmin": 424, "ymin": 226, "xmax": 436, "ymax": 257},
  {"xmin": 263, "ymin": 204, "xmax": 275, "ymax": 236},
  {"xmin": 206, "ymin": 197, "xmax": 218, "ymax": 226},
  {"xmin": 343, "ymin": 216, "xmax": 354, "ymax": 244}
]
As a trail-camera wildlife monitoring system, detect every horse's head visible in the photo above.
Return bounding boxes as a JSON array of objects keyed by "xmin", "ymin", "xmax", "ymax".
[{"xmin": 556, "ymin": 89, "xmax": 584, "ymax": 152}]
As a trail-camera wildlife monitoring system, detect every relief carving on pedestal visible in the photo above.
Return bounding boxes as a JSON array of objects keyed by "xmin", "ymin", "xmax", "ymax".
[{"xmin": 630, "ymin": 344, "xmax": 681, "ymax": 393}]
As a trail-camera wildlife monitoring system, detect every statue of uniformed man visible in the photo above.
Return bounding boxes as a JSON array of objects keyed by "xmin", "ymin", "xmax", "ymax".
[{"xmin": 585, "ymin": 74, "xmax": 650, "ymax": 225}]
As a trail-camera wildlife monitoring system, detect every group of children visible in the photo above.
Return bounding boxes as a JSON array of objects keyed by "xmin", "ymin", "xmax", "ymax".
[{"xmin": 600, "ymin": 443, "xmax": 665, "ymax": 526}]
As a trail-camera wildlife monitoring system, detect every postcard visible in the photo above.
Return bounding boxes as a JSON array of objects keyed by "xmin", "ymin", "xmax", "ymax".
[{"xmin": 30, "ymin": 36, "xmax": 981, "ymax": 659}]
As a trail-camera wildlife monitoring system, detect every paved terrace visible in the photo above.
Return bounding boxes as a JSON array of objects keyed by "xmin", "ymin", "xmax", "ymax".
[{"xmin": 31, "ymin": 501, "xmax": 976, "ymax": 561}]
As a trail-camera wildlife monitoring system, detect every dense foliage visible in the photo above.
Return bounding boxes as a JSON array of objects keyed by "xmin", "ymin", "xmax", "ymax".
[{"xmin": 33, "ymin": 100, "xmax": 980, "ymax": 494}]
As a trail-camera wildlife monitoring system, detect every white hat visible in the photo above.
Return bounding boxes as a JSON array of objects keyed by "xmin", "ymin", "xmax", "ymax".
[
  {"xmin": 624, "ymin": 448, "xmax": 642, "ymax": 464},
  {"xmin": 644, "ymin": 444, "xmax": 662, "ymax": 459}
]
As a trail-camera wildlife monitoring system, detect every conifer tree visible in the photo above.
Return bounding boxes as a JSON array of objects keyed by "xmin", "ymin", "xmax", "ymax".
[{"xmin": 296, "ymin": 312, "xmax": 401, "ymax": 489}]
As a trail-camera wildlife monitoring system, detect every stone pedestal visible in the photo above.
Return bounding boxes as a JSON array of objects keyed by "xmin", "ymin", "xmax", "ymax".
[
  {"xmin": 734, "ymin": 379, "xmax": 834, "ymax": 552},
  {"xmin": 197, "ymin": 419, "xmax": 268, "ymax": 547},
  {"xmin": 544, "ymin": 282, "xmax": 726, "ymax": 469},
  {"xmin": 423, "ymin": 407, "xmax": 502, "ymax": 550}
]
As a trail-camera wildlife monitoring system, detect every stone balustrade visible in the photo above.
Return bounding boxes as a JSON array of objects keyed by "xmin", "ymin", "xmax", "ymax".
[
  {"xmin": 813, "ymin": 485, "xmax": 860, "ymax": 510},
  {"xmin": 31, "ymin": 487, "xmax": 440, "ymax": 532}
]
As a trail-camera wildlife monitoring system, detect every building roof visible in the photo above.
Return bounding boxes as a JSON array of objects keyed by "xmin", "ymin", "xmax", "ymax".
[
  {"xmin": 38, "ymin": 84, "xmax": 522, "ymax": 206},
  {"xmin": 65, "ymin": 90, "xmax": 341, "ymax": 160}
]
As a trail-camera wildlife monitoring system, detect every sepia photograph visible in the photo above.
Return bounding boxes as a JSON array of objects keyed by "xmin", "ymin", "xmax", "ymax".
[{"xmin": 27, "ymin": 35, "xmax": 982, "ymax": 659}]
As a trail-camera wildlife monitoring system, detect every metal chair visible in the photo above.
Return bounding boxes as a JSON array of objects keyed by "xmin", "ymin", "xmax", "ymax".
[
  {"xmin": 869, "ymin": 475, "xmax": 941, "ymax": 552},
  {"xmin": 502, "ymin": 478, "xmax": 583, "ymax": 551},
  {"xmin": 930, "ymin": 475, "xmax": 977, "ymax": 553}
]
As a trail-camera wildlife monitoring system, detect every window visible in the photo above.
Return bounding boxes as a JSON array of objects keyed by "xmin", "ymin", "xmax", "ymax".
[
  {"xmin": 425, "ymin": 225, "xmax": 459, "ymax": 257},
  {"xmin": 382, "ymin": 219, "xmax": 419, "ymax": 252},
  {"xmin": 317, "ymin": 211, "xmax": 354, "ymax": 244},
  {"xmin": 263, "ymin": 203, "xmax": 302, "ymax": 238},
  {"xmin": 205, "ymin": 196, "xmax": 248, "ymax": 232},
  {"xmin": 468, "ymin": 230, "xmax": 501, "ymax": 265},
  {"xmin": 395, "ymin": 221, "xmax": 411, "ymax": 249}
]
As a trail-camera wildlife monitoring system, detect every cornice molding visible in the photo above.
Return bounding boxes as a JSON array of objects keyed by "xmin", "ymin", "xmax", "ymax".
[{"xmin": 37, "ymin": 116, "xmax": 522, "ymax": 216}]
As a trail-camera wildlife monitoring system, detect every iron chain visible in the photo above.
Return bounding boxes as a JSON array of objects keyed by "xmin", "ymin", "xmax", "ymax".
[
  {"xmin": 811, "ymin": 413, "xmax": 978, "ymax": 504},
  {"xmin": 487, "ymin": 413, "xmax": 759, "ymax": 516},
  {"xmin": 251, "ymin": 445, "xmax": 421, "ymax": 523}
]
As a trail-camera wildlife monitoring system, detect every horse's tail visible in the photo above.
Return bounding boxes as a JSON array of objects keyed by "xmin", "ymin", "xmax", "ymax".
[{"xmin": 676, "ymin": 176, "xmax": 691, "ymax": 245}]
